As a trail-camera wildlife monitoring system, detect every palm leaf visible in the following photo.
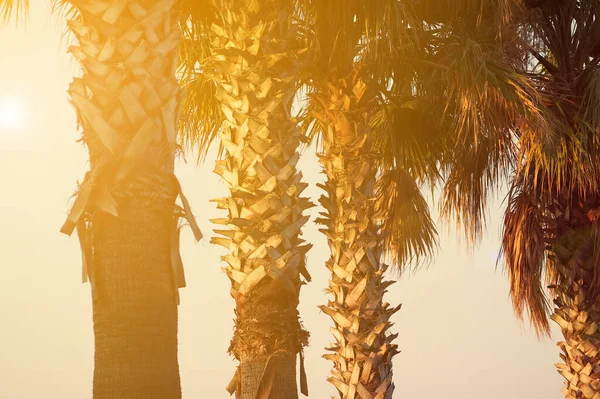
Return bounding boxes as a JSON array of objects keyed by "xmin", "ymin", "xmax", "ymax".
[
  {"xmin": 0, "ymin": 0, "xmax": 28, "ymax": 25},
  {"xmin": 501, "ymin": 185, "xmax": 551, "ymax": 336},
  {"xmin": 375, "ymin": 168, "xmax": 438, "ymax": 270}
]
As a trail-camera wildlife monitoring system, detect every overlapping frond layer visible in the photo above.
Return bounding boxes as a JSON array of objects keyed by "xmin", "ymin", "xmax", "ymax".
[
  {"xmin": 374, "ymin": 168, "xmax": 437, "ymax": 269},
  {"xmin": 546, "ymin": 197, "xmax": 600, "ymax": 399},
  {"xmin": 432, "ymin": 30, "xmax": 532, "ymax": 242},
  {"xmin": 502, "ymin": 186, "xmax": 550, "ymax": 335},
  {"xmin": 367, "ymin": 97, "xmax": 441, "ymax": 270},
  {"xmin": 177, "ymin": 0, "xmax": 223, "ymax": 161},
  {"xmin": 206, "ymin": 1, "xmax": 311, "ymax": 397},
  {"xmin": 496, "ymin": 2, "xmax": 600, "ymax": 398},
  {"xmin": 314, "ymin": 72, "xmax": 399, "ymax": 399}
]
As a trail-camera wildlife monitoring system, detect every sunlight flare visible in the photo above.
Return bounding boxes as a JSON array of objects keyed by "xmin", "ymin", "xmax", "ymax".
[{"xmin": 0, "ymin": 98, "xmax": 25, "ymax": 132}]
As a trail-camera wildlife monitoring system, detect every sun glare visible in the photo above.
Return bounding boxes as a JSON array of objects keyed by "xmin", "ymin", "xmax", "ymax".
[{"xmin": 0, "ymin": 99, "xmax": 25, "ymax": 133}]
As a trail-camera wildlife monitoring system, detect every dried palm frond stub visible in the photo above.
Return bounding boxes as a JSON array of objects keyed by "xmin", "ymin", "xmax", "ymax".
[
  {"xmin": 312, "ymin": 70, "xmax": 400, "ymax": 399},
  {"xmin": 60, "ymin": 0, "xmax": 202, "ymax": 300},
  {"xmin": 206, "ymin": 0, "xmax": 312, "ymax": 397}
]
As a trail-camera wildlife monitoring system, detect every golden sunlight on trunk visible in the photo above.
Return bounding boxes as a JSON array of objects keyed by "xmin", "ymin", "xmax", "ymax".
[
  {"xmin": 314, "ymin": 71, "xmax": 399, "ymax": 399},
  {"xmin": 207, "ymin": 0, "xmax": 311, "ymax": 397},
  {"xmin": 60, "ymin": 1, "xmax": 200, "ymax": 398}
]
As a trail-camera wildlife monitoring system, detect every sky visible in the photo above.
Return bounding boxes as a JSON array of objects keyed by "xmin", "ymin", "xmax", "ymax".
[{"xmin": 0, "ymin": 3, "xmax": 564, "ymax": 399}]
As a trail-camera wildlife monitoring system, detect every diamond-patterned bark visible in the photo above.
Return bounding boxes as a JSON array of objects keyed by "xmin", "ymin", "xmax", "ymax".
[
  {"xmin": 314, "ymin": 71, "xmax": 399, "ymax": 399},
  {"xmin": 207, "ymin": 1, "xmax": 311, "ymax": 398},
  {"xmin": 550, "ymin": 201, "xmax": 600, "ymax": 399}
]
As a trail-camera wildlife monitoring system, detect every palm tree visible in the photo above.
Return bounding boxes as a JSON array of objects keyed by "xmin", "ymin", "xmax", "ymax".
[
  {"xmin": 50, "ymin": 1, "xmax": 201, "ymax": 398},
  {"xmin": 178, "ymin": 1, "xmax": 312, "ymax": 397},
  {"xmin": 494, "ymin": 2, "xmax": 600, "ymax": 398},
  {"xmin": 368, "ymin": 1, "xmax": 545, "ymax": 396},
  {"xmin": 410, "ymin": 1, "xmax": 600, "ymax": 398},
  {"xmin": 298, "ymin": 2, "xmax": 442, "ymax": 397}
]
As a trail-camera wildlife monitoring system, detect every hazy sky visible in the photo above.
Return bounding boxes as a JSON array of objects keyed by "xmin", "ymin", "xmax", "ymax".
[{"xmin": 0, "ymin": 4, "xmax": 563, "ymax": 398}]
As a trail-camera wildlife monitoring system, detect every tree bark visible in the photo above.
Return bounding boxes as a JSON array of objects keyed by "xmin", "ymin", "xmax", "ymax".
[
  {"xmin": 91, "ymin": 197, "xmax": 181, "ymax": 399},
  {"xmin": 61, "ymin": 1, "xmax": 189, "ymax": 398},
  {"xmin": 550, "ymin": 201, "xmax": 600, "ymax": 399},
  {"xmin": 315, "ymin": 72, "xmax": 399, "ymax": 399},
  {"xmin": 239, "ymin": 354, "xmax": 297, "ymax": 399},
  {"xmin": 553, "ymin": 292, "xmax": 600, "ymax": 399},
  {"xmin": 208, "ymin": 1, "xmax": 310, "ymax": 398}
]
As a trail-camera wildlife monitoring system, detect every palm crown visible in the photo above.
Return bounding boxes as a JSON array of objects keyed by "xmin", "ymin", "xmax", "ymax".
[
  {"xmin": 501, "ymin": 0, "xmax": 600, "ymax": 334},
  {"xmin": 6, "ymin": 1, "xmax": 598, "ymax": 398}
]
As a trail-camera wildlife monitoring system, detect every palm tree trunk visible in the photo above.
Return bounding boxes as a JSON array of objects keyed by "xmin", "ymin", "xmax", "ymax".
[
  {"xmin": 60, "ymin": 1, "xmax": 190, "ymax": 398},
  {"xmin": 209, "ymin": 1, "xmax": 310, "ymax": 397},
  {"xmin": 315, "ymin": 73, "xmax": 399, "ymax": 399},
  {"xmin": 553, "ymin": 290, "xmax": 600, "ymax": 399},
  {"xmin": 91, "ymin": 200, "xmax": 181, "ymax": 399},
  {"xmin": 551, "ymin": 205, "xmax": 600, "ymax": 399}
]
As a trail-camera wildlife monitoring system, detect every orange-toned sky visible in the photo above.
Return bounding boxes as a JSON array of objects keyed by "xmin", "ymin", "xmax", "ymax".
[{"xmin": 0, "ymin": 3, "xmax": 563, "ymax": 398}]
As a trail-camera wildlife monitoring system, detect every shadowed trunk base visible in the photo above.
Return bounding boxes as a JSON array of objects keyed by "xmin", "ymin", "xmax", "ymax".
[
  {"xmin": 231, "ymin": 281, "xmax": 306, "ymax": 399},
  {"xmin": 240, "ymin": 353, "xmax": 297, "ymax": 399},
  {"xmin": 91, "ymin": 205, "xmax": 181, "ymax": 399}
]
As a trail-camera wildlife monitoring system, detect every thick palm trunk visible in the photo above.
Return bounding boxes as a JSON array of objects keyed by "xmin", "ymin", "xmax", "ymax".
[
  {"xmin": 550, "ymin": 203, "xmax": 600, "ymax": 399},
  {"xmin": 315, "ymin": 73, "xmax": 399, "ymax": 399},
  {"xmin": 91, "ymin": 202, "xmax": 180, "ymax": 398},
  {"xmin": 208, "ymin": 1, "xmax": 310, "ymax": 398},
  {"xmin": 60, "ymin": 1, "xmax": 191, "ymax": 398}
]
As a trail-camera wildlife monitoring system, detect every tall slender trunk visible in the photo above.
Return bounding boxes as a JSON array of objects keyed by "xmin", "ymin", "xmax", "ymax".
[
  {"xmin": 60, "ymin": 1, "xmax": 192, "ymax": 398},
  {"xmin": 550, "ymin": 201, "xmax": 600, "ymax": 399},
  {"xmin": 315, "ymin": 72, "xmax": 399, "ymax": 399},
  {"xmin": 208, "ymin": 1, "xmax": 311, "ymax": 398}
]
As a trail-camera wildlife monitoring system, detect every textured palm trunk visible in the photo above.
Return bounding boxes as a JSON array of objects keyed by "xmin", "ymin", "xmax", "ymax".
[
  {"xmin": 550, "ymin": 202, "xmax": 600, "ymax": 399},
  {"xmin": 91, "ymin": 201, "xmax": 181, "ymax": 399},
  {"xmin": 60, "ymin": 1, "xmax": 194, "ymax": 398},
  {"xmin": 208, "ymin": 1, "xmax": 311, "ymax": 398},
  {"xmin": 314, "ymin": 73, "xmax": 399, "ymax": 399}
]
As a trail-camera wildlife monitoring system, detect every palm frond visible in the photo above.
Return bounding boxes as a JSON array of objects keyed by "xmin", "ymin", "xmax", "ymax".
[
  {"xmin": 50, "ymin": 0, "xmax": 81, "ymax": 45},
  {"xmin": 177, "ymin": 0, "xmax": 222, "ymax": 162},
  {"xmin": 501, "ymin": 185, "xmax": 551, "ymax": 336},
  {"xmin": 369, "ymin": 97, "xmax": 444, "ymax": 185},
  {"xmin": 0, "ymin": 0, "xmax": 28, "ymax": 25},
  {"xmin": 420, "ymin": 14, "xmax": 542, "ymax": 242},
  {"xmin": 178, "ymin": 74, "xmax": 223, "ymax": 162},
  {"xmin": 580, "ymin": 67, "xmax": 600, "ymax": 135},
  {"xmin": 374, "ymin": 168, "xmax": 438, "ymax": 271}
]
